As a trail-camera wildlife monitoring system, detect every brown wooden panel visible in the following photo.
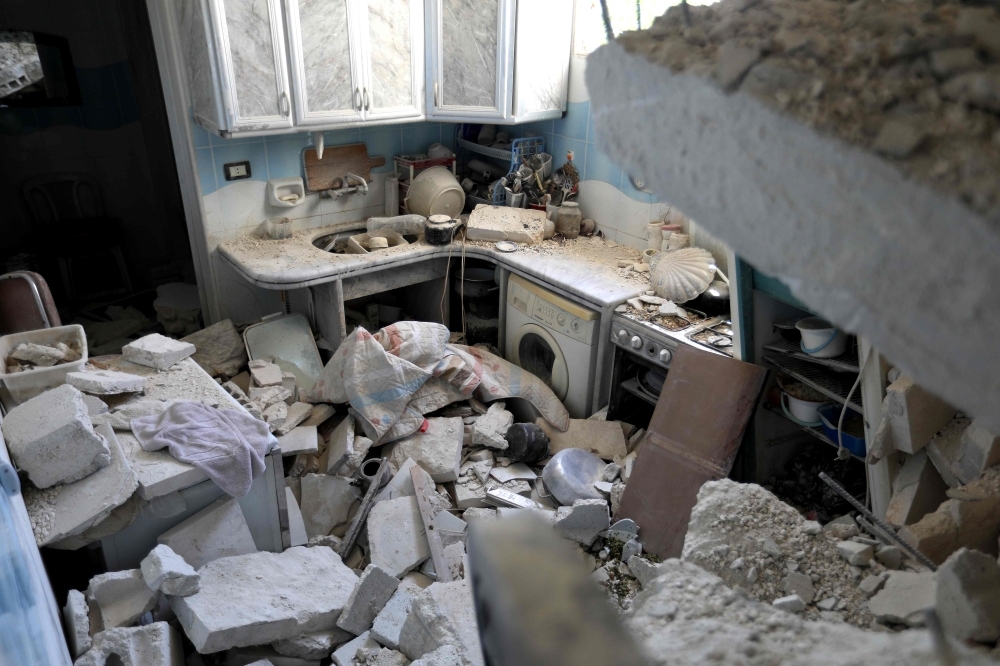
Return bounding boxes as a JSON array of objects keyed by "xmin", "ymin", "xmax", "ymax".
[
  {"xmin": 618, "ymin": 344, "xmax": 767, "ymax": 558},
  {"xmin": 303, "ymin": 144, "xmax": 386, "ymax": 192}
]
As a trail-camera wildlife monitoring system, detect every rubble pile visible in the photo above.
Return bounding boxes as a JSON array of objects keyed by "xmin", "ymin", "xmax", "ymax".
[
  {"xmin": 617, "ymin": 0, "xmax": 1000, "ymax": 215},
  {"xmin": 4, "ymin": 340, "xmax": 83, "ymax": 372}
]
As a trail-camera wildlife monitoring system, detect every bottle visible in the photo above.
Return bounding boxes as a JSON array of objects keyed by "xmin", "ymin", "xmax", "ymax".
[{"xmin": 556, "ymin": 202, "xmax": 582, "ymax": 239}]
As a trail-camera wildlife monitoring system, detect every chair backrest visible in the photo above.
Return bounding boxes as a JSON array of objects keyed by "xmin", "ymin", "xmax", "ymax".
[
  {"xmin": 21, "ymin": 173, "xmax": 105, "ymax": 225},
  {"xmin": 0, "ymin": 272, "xmax": 61, "ymax": 335}
]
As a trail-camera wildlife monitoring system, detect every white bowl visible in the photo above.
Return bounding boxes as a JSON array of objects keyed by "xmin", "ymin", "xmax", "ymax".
[{"xmin": 795, "ymin": 317, "xmax": 848, "ymax": 358}]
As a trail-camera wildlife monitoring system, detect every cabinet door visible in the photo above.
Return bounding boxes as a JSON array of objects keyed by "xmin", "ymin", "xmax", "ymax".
[
  {"xmin": 285, "ymin": 0, "xmax": 364, "ymax": 126},
  {"xmin": 512, "ymin": 0, "xmax": 573, "ymax": 121},
  {"xmin": 359, "ymin": 0, "xmax": 424, "ymax": 121},
  {"xmin": 426, "ymin": 0, "xmax": 515, "ymax": 121},
  {"xmin": 209, "ymin": 0, "xmax": 293, "ymax": 131}
]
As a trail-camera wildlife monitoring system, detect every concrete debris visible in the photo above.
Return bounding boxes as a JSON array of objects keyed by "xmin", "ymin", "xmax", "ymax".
[
  {"xmin": 10, "ymin": 341, "xmax": 66, "ymax": 366},
  {"xmin": 470, "ymin": 404, "xmax": 513, "ymax": 450},
  {"xmin": 885, "ymin": 451, "xmax": 949, "ymax": 526},
  {"xmin": 250, "ymin": 386, "xmax": 293, "ymax": 410},
  {"xmin": 2, "ymin": 384, "xmax": 110, "ymax": 488},
  {"xmin": 471, "ymin": 460, "xmax": 492, "ymax": 484},
  {"xmin": 465, "ymin": 206, "xmax": 546, "ymax": 244},
  {"xmin": 332, "ymin": 632, "xmax": 379, "ymax": 666},
  {"xmin": 277, "ymin": 426, "xmax": 320, "ymax": 457},
  {"xmin": 602, "ymin": 463, "xmax": 621, "ymax": 483},
  {"xmin": 878, "ymin": 377, "xmax": 957, "ymax": 455},
  {"xmin": 141, "ymin": 544, "xmax": 200, "ymax": 596},
  {"xmin": 625, "ymin": 560, "xmax": 994, "ymax": 666},
  {"xmin": 369, "ymin": 496, "xmax": 431, "ymax": 577},
  {"xmin": 371, "ymin": 574, "xmax": 434, "ymax": 650},
  {"xmin": 264, "ymin": 401, "xmax": 289, "ymax": 431},
  {"xmin": 488, "ymin": 462, "xmax": 535, "ymax": 484},
  {"xmin": 123, "ymin": 334, "xmax": 196, "ymax": 371},
  {"xmin": 75, "ymin": 622, "xmax": 183, "ymax": 666},
  {"xmin": 622, "ymin": 538, "xmax": 642, "ymax": 564},
  {"xmin": 156, "ymin": 497, "xmax": 258, "ymax": 569},
  {"xmin": 339, "ymin": 435, "xmax": 373, "ymax": 478},
  {"xmin": 772, "ymin": 594, "xmax": 806, "ymax": 613},
  {"xmin": 277, "ymin": 402, "xmax": 313, "ymax": 436},
  {"xmin": 872, "ymin": 119, "xmax": 927, "ymax": 160},
  {"xmin": 272, "ymin": 629, "xmax": 353, "ymax": 660},
  {"xmin": 536, "ymin": 418, "xmax": 628, "ymax": 461},
  {"xmin": 936, "ymin": 547, "xmax": 1000, "ymax": 643},
  {"xmin": 410, "ymin": 645, "xmax": 471, "ymax": 666},
  {"xmin": 300, "ymin": 403, "xmax": 335, "ymax": 428},
  {"xmin": 181, "ymin": 319, "xmax": 247, "ymax": 378},
  {"xmin": 375, "ymin": 457, "xmax": 419, "ymax": 503},
  {"xmin": 250, "ymin": 361, "xmax": 284, "ymax": 387},
  {"xmin": 627, "ymin": 555, "xmax": 661, "ymax": 589},
  {"xmin": 875, "ymin": 545, "xmax": 903, "ymax": 570},
  {"xmin": 321, "ymin": 416, "xmax": 356, "ymax": 476},
  {"xmin": 929, "ymin": 419, "xmax": 1000, "ymax": 488},
  {"xmin": 781, "ymin": 571, "xmax": 815, "ymax": 604},
  {"xmin": 387, "ymin": 418, "xmax": 463, "ymax": 482},
  {"xmin": 67, "ymin": 369, "xmax": 147, "ymax": 395},
  {"xmin": 299, "ymin": 474, "xmax": 361, "ymax": 539},
  {"xmin": 285, "ymin": 486, "xmax": 309, "ymax": 547},
  {"xmin": 397, "ymin": 580, "xmax": 482, "ymax": 666},
  {"xmin": 82, "ymin": 394, "xmax": 109, "ymax": 416},
  {"xmin": 355, "ymin": 647, "xmax": 411, "ymax": 666},
  {"xmin": 86, "ymin": 569, "xmax": 159, "ymax": 630},
  {"xmin": 926, "ymin": 417, "xmax": 974, "ymax": 488},
  {"xmin": 226, "ymin": 645, "xmax": 317, "ymax": 665},
  {"xmin": 836, "ymin": 541, "xmax": 873, "ymax": 567},
  {"xmin": 455, "ymin": 478, "xmax": 488, "ymax": 509},
  {"xmin": 461, "ymin": 508, "xmax": 498, "ymax": 523},
  {"xmin": 171, "ymin": 546, "xmax": 357, "ymax": 653},
  {"xmin": 555, "ymin": 499, "xmax": 610, "ymax": 545},
  {"xmin": 337, "ymin": 565, "xmax": 401, "ymax": 635},
  {"xmin": 868, "ymin": 571, "xmax": 937, "ymax": 627},
  {"xmin": 63, "ymin": 588, "xmax": 91, "ymax": 658},
  {"xmin": 282, "ymin": 371, "xmax": 297, "ymax": 394},
  {"xmin": 682, "ymin": 479, "xmax": 875, "ymax": 626},
  {"xmin": 223, "ymin": 381, "xmax": 264, "ymax": 419},
  {"xmin": 859, "ymin": 573, "xmax": 888, "ymax": 598},
  {"xmin": 610, "ymin": 482, "xmax": 626, "ymax": 516}
]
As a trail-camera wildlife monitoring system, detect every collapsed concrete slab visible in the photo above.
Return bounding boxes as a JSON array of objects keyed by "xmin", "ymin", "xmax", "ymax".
[
  {"xmin": 536, "ymin": 418, "xmax": 627, "ymax": 461},
  {"xmin": 67, "ymin": 369, "xmax": 147, "ymax": 395},
  {"xmin": 75, "ymin": 622, "xmax": 183, "ymax": 666},
  {"xmin": 332, "ymin": 632, "xmax": 379, "ymax": 666},
  {"xmin": 286, "ymin": 487, "xmax": 309, "ymax": 547},
  {"xmin": 470, "ymin": 404, "xmax": 513, "ymax": 450},
  {"xmin": 885, "ymin": 451, "xmax": 950, "ymax": 527},
  {"xmin": 181, "ymin": 319, "xmax": 247, "ymax": 378},
  {"xmin": 320, "ymin": 416, "xmax": 356, "ymax": 476},
  {"xmin": 278, "ymin": 426, "xmax": 320, "ymax": 457},
  {"xmin": 368, "ymin": 496, "xmax": 430, "ymax": 577},
  {"xmin": 171, "ymin": 546, "xmax": 357, "ymax": 653},
  {"xmin": 140, "ymin": 544, "xmax": 200, "ymax": 597},
  {"xmin": 387, "ymin": 418, "xmax": 463, "ymax": 482},
  {"xmin": 339, "ymin": 435, "xmax": 373, "ymax": 478},
  {"xmin": 299, "ymin": 474, "xmax": 361, "ymax": 538},
  {"xmin": 411, "ymin": 645, "xmax": 470, "ymax": 666},
  {"xmin": 63, "ymin": 588, "xmax": 91, "ymax": 658},
  {"xmin": 86, "ymin": 569, "xmax": 159, "ymax": 630},
  {"xmin": 953, "ymin": 422, "xmax": 1000, "ymax": 486},
  {"xmin": 397, "ymin": 580, "xmax": 482, "ymax": 666},
  {"xmin": 250, "ymin": 361, "xmax": 283, "ymax": 388},
  {"xmin": 867, "ymin": 571, "xmax": 937, "ymax": 627},
  {"xmin": 875, "ymin": 377, "xmax": 958, "ymax": 455},
  {"xmin": 337, "ymin": 565, "xmax": 401, "ymax": 635},
  {"xmin": 555, "ymin": 499, "xmax": 610, "ymax": 546},
  {"xmin": 926, "ymin": 418, "xmax": 974, "ymax": 488},
  {"xmin": 272, "ymin": 629, "xmax": 353, "ymax": 660},
  {"xmin": 277, "ymin": 403, "xmax": 313, "ymax": 436},
  {"xmin": 355, "ymin": 647, "xmax": 411, "ymax": 666},
  {"xmin": 936, "ymin": 547, "xmax": 1000, "ymax": 643},
  {"xmin": 156, "ymin": 497, "xmax": 258, "ymax": 569},
  {"xmin": 2, "ymin": 384, "xmax": 110, "ymax": 488},
  {"xmin": 123, "ymin": 334, "xmax": 196, "ymax": 371}
]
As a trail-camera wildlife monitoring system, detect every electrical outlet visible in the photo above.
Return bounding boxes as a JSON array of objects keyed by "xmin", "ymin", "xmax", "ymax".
[{"xmin": 224, "ymin": 161, "xmax": 251, "ymax": 181}]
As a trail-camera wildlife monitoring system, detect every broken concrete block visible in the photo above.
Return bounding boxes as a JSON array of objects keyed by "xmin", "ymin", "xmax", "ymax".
[
  {"xmin": 272, "ymin": 628, "xmax": 353, "ymax": 660},
  {"xmin": 321, "ymin": 416, "xmax": 356, "ymax": 476},
  {"xmin": 87, "ymin": 569, "xmax": 159, "ymax": 630},
  {"xmin": 332, "ymin": 631, "xmax": 379, "ymax": 666},
  {"xmin": 411, "ymin": 645, "xmax": 471, "ymax": 666},
  {"xmin": 140, "ymin": 544, "xmax": 200, "ymax": 597},
  {"xmin": 627, "ymin": 556, "xmax": 661, "ymax": 588},
  {"xmin": 455, "ymin": 478, "xmax": 488, "ymax": 510},
  {"xmin": 899, "ymin": 511, "xmax": 959, "ymax": 565},
  {"xmin": 555, "ymin": 499, "xmax": 610, "ymax": 545},
  {"xmin": 264, "ymin": 401, "xmax": 289, "ymax": 430},
  {"xmin": 181, "ymin": 319, "xmax": 247, "ymax": 378},
  {"xmin": 371, "ymin": 574, "xmax": 433, "ymax": 650},
  {"xmin": 278, "ymin": 426, "xmax": 320, "ymax": 457},
  {"xmin": 339, "ymin": 435, "xmax": 373, "ymax": 478},
  {"xmin": 75, "ymin": 621, "xmax": 184, "ymax": 666},
  {"xmin": 387, "ymin": 418, "xmax": 463, "ymax": 482},
  {"xmin": 926, "ymin": 417, "xmax": 970, "ymax": 488},
  {"xmin": 171, "ymin": 546, "xmax": 358, "ymax": 653},
  {"xmin": 882, "ymin": 376, "xmax": 957, "ymax": 454},
  {"xmin": 900, "ymin": 476, "xmax": 1000, "ymax": 564},
  {"xmin": 781, "ymin": 571, "xmax": 815, "ymax": 604},
  {"xmin": 82, "ymin": 394, "xmax": 109, "ymax": 417},
  {"xmin": 953, "ymin": 421, "xmax": 1000, "ymax": 486},
  {"xmin": 1, "ymin": 384, "xmax": 110, "ymax": 488},
  {"xmin": 836, "ymin": 541, "xmax": 873, "ymax": 566},
  {"xmin": 299, "ymin": 474, "xmax": 361, "ymax": 538},
  {"xmin": 885, "ymin": 451, "xmax": 950, "ymax": 527},
  {"xmin": 470, "ymin": 405, "xmax": 514, "ymax": 450},
  {"xmin": 868, "ymin": 571, "xmax": 937, "ymax": 627},
  {"xmin": 67, "ymin": 369, "xmax": 147, "ymax": 395},
  {"xmin": 250, "ymin": 386, "xmax": 293, "ymax": 410},
  {"xmin": 228, "ymin": 648, "xmax": 318, "ymax": 666},
  {"xmin": 369, "ymin": 496, "xmax": 430, "ymax": 577},
  {"xmin": 471, "ymin": 460, "xmax": 492, "ymax": 484},
  {"xmin": 277, "ymin": 403, "xmax": 313, "ymax": 436},
  {"xmin": 63, "ymin": 588, "xmax": 91, "ymax": 658},
  {"xmin": 10, "ymin": 341, "xmax": 65, "ymax": 366},
  {"xmin": 355, "ymin": 647, "xmax": 411, "ymax": 666},
  {"xmin": 859, "ymin": 573, "xmax": 888, "ymax": 598},
  {"xmin": 536, "ymin": 418, "xmax": 627, "ymax": 461},
  {"xmin": 123, "ymin": 334, "xmax": 196, "ymax": 371},
  {"xmin": 936, "ymin": 547, "xmax": 1000, "ymax": 643},
  {"xmin": 488, "ymin": 463, "xmax": 535, "ymax": 484},
  {"xmin": 250, "ymin": 361, "xmax": 283, "ymax": 388},
  {"xmin": 772, "ymin": 594, "xmax": 806, "ymax": 613},
  {"xmin": 875, "ymin": 545, "xmax": 903, "ymax": 570},
  {"xmin": 397, "ymin": 580, "xmax": 482, "ymax": 666},
  {"xmin": 286, "ymin": 487, "xmax": 309, "ymax": 547},
  {"xmin": 337, "ymin": 565, "xmax": 401, "ymax": 635},
  {"xmin": 156, "ymin": 497, "xmax": 257, "ymax": 569}
]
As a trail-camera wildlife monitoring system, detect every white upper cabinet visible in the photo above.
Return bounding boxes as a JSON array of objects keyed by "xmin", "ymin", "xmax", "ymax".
[
  {"xmin": 360, "ymin": 0, "xmax": 425, "ymax": 121},
  {"xmin": 426, "ymin": 0, "xmax": 573, "ymax": 123},
  {"xmin": 179, "ymin": 0, "xmax": 294, "ymax": 133}
]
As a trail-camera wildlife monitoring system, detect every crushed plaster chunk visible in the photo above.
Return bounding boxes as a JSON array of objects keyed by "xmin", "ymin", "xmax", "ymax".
[
  {"xmin": 140, "ymin": 544, "xmax": 200, "ymax": 597},
  {"xmin": 123, "ymin": 334, "xmax": 196, "ymax": 371},
  {"xmin": 75, "ymin": 621, "xmax": 184, "ymax": 666},
  {"xmin": 156, "ymin": 497, "xmax": 257, "ymax": 569},
  {"xmin": 86, "ymin": 569, "xmax": 159, "ymax": 630}
]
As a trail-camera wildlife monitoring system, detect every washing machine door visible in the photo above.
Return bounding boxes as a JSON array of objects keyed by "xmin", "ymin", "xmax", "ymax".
[{"xmin": 510, "ymin": 323, "xmax": 568, "ymax": 401}]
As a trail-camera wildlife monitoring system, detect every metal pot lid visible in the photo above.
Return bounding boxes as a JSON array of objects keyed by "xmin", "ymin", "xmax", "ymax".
[{"xmin": 542, "ymin": 448, "xmax": 605, "ymax": 505}]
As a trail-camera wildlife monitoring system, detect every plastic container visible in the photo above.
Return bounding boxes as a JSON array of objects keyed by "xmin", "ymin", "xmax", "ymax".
[
  {"xmin": 266, "ymin": 216, "xmax": 292, "ymax": 239},
  {"xmin": 0, "ymin": 324, "xmax": 88, "ymax": 407},
  {"xmin": 781, "ymin": 391, "xmax": 827, "ymax": 426},
  {"xmin": 556, "ymin": 202, "xmax": 582, "ymax": 239},
  {"xmin": 404, "ymin": 166, "xmax": 465, "ymax": 218},
  {"xmin": 818, "ymin": 404, "xmax": 866, "ymax": 457},
  {"xmin": 796, "ymin": 317, "xmax": 848, "ymax": 358},
  {"xmin": 346, "ymin": 231, "xmax": 408, "ymax": 254}
]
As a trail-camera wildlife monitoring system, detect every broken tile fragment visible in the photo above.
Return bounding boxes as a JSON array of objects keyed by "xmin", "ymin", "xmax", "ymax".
[
  {"xmin": 67, "ymin": 369, "xmax": 147, "ymax": 395},
  {"xmin": 369, "ymin": 496, "xmax": 430, "ymax": 577},
  {"xmin": 278, "ymin": 425, "xmax": 320, "ymax": 457},
  {"xmin": 250, "ymin": 361, "xmax": 283, "ymax": 387},
  {"xmin": 123, "ymin": 334, "xmax": 196, "ymax": 371},
  {"xmin": 140, "ymin": 544, "xmax": 200, "ymax": 597},
  {"xmin": 277, "ymin": 402, "xmax": 313, "ymax": 436},
  {"xmin": 555, "ymin": 499, "xmax": 610, "ymax": 545}
]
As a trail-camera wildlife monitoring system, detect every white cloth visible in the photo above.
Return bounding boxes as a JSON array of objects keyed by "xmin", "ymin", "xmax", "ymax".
[{"xmin": 131, "ymin": 401, "xmax": 277, "ymax": 496}]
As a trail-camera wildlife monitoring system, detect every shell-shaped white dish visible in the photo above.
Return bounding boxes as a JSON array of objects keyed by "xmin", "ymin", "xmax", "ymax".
[{"xmin": 649, "ymin": 247, "xmax": 716, "ymax": 303}]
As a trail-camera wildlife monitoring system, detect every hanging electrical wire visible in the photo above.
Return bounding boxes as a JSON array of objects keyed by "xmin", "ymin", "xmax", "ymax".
[
  {"xmin": 599, "ymin": 0, "xmax": 614, "ymax": 42},
  {"xmin": 636, "ymin": 0, "xmax": 642, "ymax": 29}
]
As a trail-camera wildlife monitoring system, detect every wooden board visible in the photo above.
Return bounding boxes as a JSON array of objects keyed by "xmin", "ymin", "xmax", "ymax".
[
  {"xmin": 617, "ymin": 344, "xmax": 767, "ymax": 558},
  {"xmin": 303, "ymin": 143, "xmax": 386, "ymax": 192}
]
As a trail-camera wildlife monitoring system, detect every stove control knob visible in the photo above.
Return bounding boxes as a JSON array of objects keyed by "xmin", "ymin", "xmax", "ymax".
[
  {"xmin": 617, "ymin": 329, "xmax": 628, "ymax": 341},
  {"xmin": 557, "ymin": 312, "xmax": 566, "ymax": 326},
  {"xmin": 659, "ymin": 348, "xmax": 673, "ymax": 363},
  {"xmin": 630, "ymin": 335, "xmax": 642, "ymax": 350}
]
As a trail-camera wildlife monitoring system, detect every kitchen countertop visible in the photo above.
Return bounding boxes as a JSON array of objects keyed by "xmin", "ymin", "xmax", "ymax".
[{"xmin": 218, "ymin": 223, "xmax": 652, "ymax": 309}]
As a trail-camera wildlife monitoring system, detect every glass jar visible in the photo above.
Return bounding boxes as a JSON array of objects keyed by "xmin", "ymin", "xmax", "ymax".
[{"xmin": 556, "ymin": 202, "xmax": 582, "ymax": 239}]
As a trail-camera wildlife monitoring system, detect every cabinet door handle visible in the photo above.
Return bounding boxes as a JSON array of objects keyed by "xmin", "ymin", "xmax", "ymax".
[
  {"xmin": 363, "ymin": 87, "xmax": 369, "ymax": 111},
  {"xmin": 355, "ymin": 87, "xmax": 361, "ymax": 111},
  {"xmin": 434, "ymin": 82, "xmax": 439, "ymax": 107},
  {"xmin": 280, "ymin": 92, "xmax": 289, "ymax": 117}
]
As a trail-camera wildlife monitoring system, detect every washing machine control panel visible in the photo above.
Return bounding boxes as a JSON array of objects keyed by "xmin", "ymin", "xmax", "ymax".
[{"xmin": 531, "ymin": 298, "xmax": 594, "ymax": 344}]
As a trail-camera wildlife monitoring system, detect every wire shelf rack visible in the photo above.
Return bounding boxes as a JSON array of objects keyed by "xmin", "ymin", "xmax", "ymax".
[
  {"xmin": 762, "ymin": 338, "xmax": 860, "ymax": 373},
  {"xmin": 763, "ymin": 404, "xmax": 865, "ymax": 462},
  {"xmin": 763, "ymin": 353, "xmax": 864, "ymax": 413}
]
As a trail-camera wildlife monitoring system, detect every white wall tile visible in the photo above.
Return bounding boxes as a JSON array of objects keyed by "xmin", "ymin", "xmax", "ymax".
[{"xmin": 576, "ymin": 180, "xmax": 621, "ymax": 233}]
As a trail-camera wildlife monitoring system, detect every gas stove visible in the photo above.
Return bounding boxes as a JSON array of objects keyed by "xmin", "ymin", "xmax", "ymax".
[{"xmin": 609, "ymin": 312, "xmax": 732, "ymax": 371}]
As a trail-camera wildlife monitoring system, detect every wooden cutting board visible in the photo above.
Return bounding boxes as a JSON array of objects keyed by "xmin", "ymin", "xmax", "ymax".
[{"xmin": 303, "ymin": 143, "xmax": 386, "ymax": 192}]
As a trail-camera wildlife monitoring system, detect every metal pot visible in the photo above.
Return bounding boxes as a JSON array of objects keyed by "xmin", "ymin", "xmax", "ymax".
[
  {"xmin": 453, "ymin": 267, "xmax": 498, "ymax": 299},
  {"xmin": 687, "ymin": 280, "xmax": 730, "ymax": 316}
]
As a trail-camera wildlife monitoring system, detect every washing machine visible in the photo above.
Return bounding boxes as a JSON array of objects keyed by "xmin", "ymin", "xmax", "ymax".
[{"xmin": 505, "ymin": 273, "xmax": 600, "ymax": 418}]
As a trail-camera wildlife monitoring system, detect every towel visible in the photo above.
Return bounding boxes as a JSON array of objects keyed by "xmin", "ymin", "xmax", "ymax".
[{"xmin": 131, "ymin": 401, "xmax": 277, "ymax": 496}]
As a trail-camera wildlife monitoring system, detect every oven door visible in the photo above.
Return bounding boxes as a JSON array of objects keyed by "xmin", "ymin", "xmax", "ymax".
[{"xmin": 509, "ymin": 323, "xmax": 568, "ymax": 401}]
